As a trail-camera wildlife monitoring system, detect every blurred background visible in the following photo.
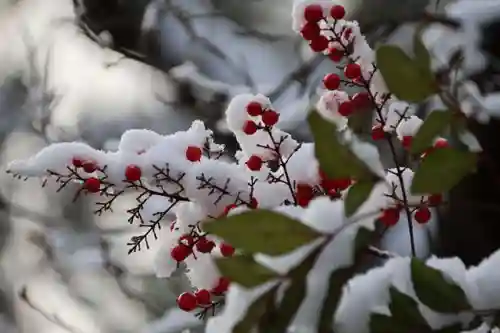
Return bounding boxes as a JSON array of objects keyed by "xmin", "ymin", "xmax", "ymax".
[{"xmin": 1, "ymin": 0, "xmax": 497, "ymax": 332}]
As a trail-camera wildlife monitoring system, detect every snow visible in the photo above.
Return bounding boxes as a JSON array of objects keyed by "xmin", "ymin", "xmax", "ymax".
[{"xmin": 7, "ymin": 0, "xmax": 500, "ymax": 332}]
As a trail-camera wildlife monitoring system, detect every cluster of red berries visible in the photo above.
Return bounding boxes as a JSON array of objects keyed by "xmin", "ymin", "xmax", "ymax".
[
  {"xmin": 300, "ymin": 4, "xmax": 347, "ymax": 55},
  {"xmin": 170, "ymin": 232, "xmax": 233, "ymax": 312},
  {"xmin": 295, "ymin": 170, "xmax": 351, "ymax": 207},
  {"xmin": 176, "ymin": 276, "xmax": 230, "ymax": 312},
  {"xmin": 71, "ymin": 156, "xmax": 144, "ymax": 194},
  {"xmin": 242, "ymin": 101, "xmax": 280, "ymax": 136},
  {"xmin": 170, "ymin": 233, "xmax": 235, "ymax": 263},
  {"xmin": 242, "ymin": 101, "xmax": 280, "ymax": 172},
  {"xmin": 378, "ymin": 194, "xmax": 443, "ymax": 226}
]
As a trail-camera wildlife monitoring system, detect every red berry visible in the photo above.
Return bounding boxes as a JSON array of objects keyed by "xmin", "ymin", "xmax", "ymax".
[
  {"xmin": 84, "ymin": 177, "xmax": 101, "ymax": 193},
  {"xmin": 309, "ymin": 36, "xmax": 329, "ymax": 52},
  {"xmin": 330, "ymin": 5, "xmax": 346, "ymax": 19},
  {"xmin": 246, "ymin": 155, "xmax": 263, "ymax": 171},
  {"xmin": 243, "ymin": 120, "xmax": 258, "ymax": 135},
  {"xmin": 248, "ymin": 197, "xmax": 258, "ymax": 209},
  {"xmin": 371, "ymin": 125, "xmax": 385, "ymax": 141},
  {"xmin": 300, "ymin": 22, "xmax": 320, "ymax": 40},
  {"xmin": 246, "ymin": 101, "xmax": 263, "ymax": 116},
  {"xmin": 261, "ymin": 110, "xmax": 279, "ymax": 126},
  {"xmin": 328, "ymin": 188, "xmax": 341, "ymax": 199},
  {"xmin": 328, "ymin": 48, "xmax": 344, "ymax": 62},
  {"xmin": 177, "ymin": 292, "xmax": 198, "ymax": 312},
  {"xmin": 344, "ymin": 63, "xmax": 361, "ymax": 80},
  {"xmin": 323, "ymin": 73, "xmax": 341, "ymax": 90},
  {"xmin": 195, "ymin": 289, "xmax": 211, "ymax": 305},
  {"xmin": 82, "ymin": 161, "xmax": 97, "ymax": 173},
  {"xmin": 179, "ymin": 234, "xmax": 195, "ymax": 247},
  {"xmin": 428, "ymin": 194, "xmax": 443, "ymax": 206},
  {"xmin": 72, "ymin": 157, "xmax": 83, "ymax": 168},
  {"xmin": 304, "ymin": 4, "xmax": 324, "ymax": 22},
  {"xmin": 352, "ymin": 92, "xmax": 371, "ymax": 109},
  {"xmin": 380, "ymin": 208, "xmax": 400, "ymax": 226},
  {"xmin": 220, "ymin": 243, "xmax": 235, "ymax": 257},
  {"xmin": 414, "ymin": 207, "xmax": 431, "ymax": 224},
  {"xmin": 196, "ymin": 237, "xmax": 215, "ymax": 253},
  {"xmin": 401, "ymin": 136, "xmax": 413, "ymax": 149},
  {"xmin": 296, "ymin": 183, "xmax": 314, "ymax": 207},
  {"xmin": 125, "ymin": 164, "xmax": 141, "ymax": 182},
  {"xmin": 170, "ymin": 244, "xmax": 191, "ymax": 262},
  {"xmin": 338, "ymin": 101, "xmax": 353, "ymax": 116},
  {"xmin": 223, "ymin": 204, "xmax": 237, "ymax": 216},
  {"xmin": 334, "ymin": 178, "xmax": 351, "ymax": 191},
  {"xmin": 212, "ymin": 277, "xmax": 230, "ymax": 294},
  {"xmin": 186, "ymin": 146, "xmax": 202, "ymax": 162},
  {"xmin": 434, "ymin": 138, "xmax": 449, "ymax": 149}
]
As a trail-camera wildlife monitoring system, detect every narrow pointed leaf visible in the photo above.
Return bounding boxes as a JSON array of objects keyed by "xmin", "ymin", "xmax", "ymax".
[
  {"xmin": 308, "ymin": 111, "xmax": 372, "ymax": 180},
  {"xmin": 411, "ymin": 258, "xmax": 471, "ymax": 313},
  {"xmin": 215, "ymin": 255, "xmax": 280, "ymax": 288},
  {"xmin": 204, "ymin": 210, "xmax": 320, "ymax": 255},
  {"xmin": 233, "ymin": 284, "xmax": 279, "ymax": 333},
  {"xmin": 376, "ymin": 45, "xmax": 437, "ymax": 102},
  {"xmin": 344, "ymin": 181, "xmax": 377, "ymax": 217},
  {"xmin": 389, "ymin": 287, "xmax": 430, "ymax": 329},
  {"xmin": 411, "ymin": 110, "xmax": 453, "ymax": 154},
  {"xmin": 410, "ymin": 148, "xmax": 477, "ymax": 194}
]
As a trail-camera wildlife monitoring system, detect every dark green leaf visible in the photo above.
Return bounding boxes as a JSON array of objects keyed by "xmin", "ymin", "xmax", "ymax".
[
  {"xmin": 411, "ymin": 110, "xmax": 453, "ymax": 155},
  {"xmin": 233, "ymin": 284, "xmax": 279, "ymax": 333},
  {"xmin": 308, "ymin": 111, "xmax": 373, "ymax": 181},
  {"xmin": 411, "ymin": 258, "xmax": 472, "ymax": 313},
  {"xmin": 318, "ymin": 227, "xmax": 375, "ymax": 332},
  {"xmin": 204, "ymin": 210, "xmax": 320, "ymax": 255},
  {"xmin": 389, "ymin": 287, "xmax": 430, "ymax": 329},
  {"xmin": 376, "ymin": 45, "xmax": 437, "ymax": 102},
  {"xmin": 369, "ymin": 313, "xmax": 407, "ymax": 333},
  {"xmin": 344, "ymin": 181, "xmax": 377, "ymax": 217},
  {"xmin": 265, "ymin": 244, "xmax": 326, "ymax": 332},
  {"xmin": 215, "ymin": 255, "xmax": 279, "ymax": 288},
  {"xmin": 433, "ymin": 324, "xmax": 463, "ymax": 333},
  {"xmin": 410, "ymin": 148, "xmax": 477, "ymax": 194},
  {"xmin": 348, "ymin": 111, "xmax": 373, "ymax": 135},
  {"xmin": 413, "ymin": 33, "xmax": 432, "ymax": 78}
]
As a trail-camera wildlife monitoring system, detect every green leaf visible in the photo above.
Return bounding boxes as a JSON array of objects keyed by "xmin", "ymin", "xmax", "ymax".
[
  {"xmin": 411, "ymin": 258, "xmax": 472, "ymax": 313},
  {"xmin": 411, "ymin": 110, "xmax": 453, "ymax": 155},
  {"xmin": 369, "ymin": 313, "xmax": 407, "ymax": 333},
  {"xmin": 348, "ymin": 110, "xmax": 373, "ymax": 135},
  {"xmin": 413, "ymin": 33, "xmax": 432, "ymax": 77},
  {"xmin": 308, "ymin": 111, "xmax": 373, "ymax": 180},
  {"xmin": 317, "ymin": 228, "xmax": 375, "ymax": 332},
  {"xmin": 389, "ymin": 287, "xmax": 430, "ymax": 329},
  {"xmin": 204, "ymin": 210, "xmax": 320, "ymax": 255},
  {"xmin": 410, "ymin": 148, "xmax": 477, "ymax": 194},
  {"xmin": 433, "ymin": 324, "xmax": 463, "ymax": 333},
  {"xmin": 233, "ymin": 285, "xmax": 279, "ymax": 333},
  {"xmin": 265, "ymin": 244, "xmax": 326, "ymax": 333},
  {"xmin": 344, "ymin": 181, "xmax": 377, "ymax": 217},
  {"xmin": 215, "ymin": 255, "xmax": 279, "ymax": 288},
  {"xmin": 376, "ymin": 45, "xmax": 437, "ymax": 102}
]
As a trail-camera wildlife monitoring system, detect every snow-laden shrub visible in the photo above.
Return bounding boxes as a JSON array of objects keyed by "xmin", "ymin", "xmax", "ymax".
[{"xmin": 7, "ymin": 1, "xmax": 500, "ymax": 333}]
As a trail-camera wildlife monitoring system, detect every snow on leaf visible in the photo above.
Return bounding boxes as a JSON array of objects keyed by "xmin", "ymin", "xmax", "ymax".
[{"xmin": 411, "ymin": 258, "xmax": 472, "ymax": 313}]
